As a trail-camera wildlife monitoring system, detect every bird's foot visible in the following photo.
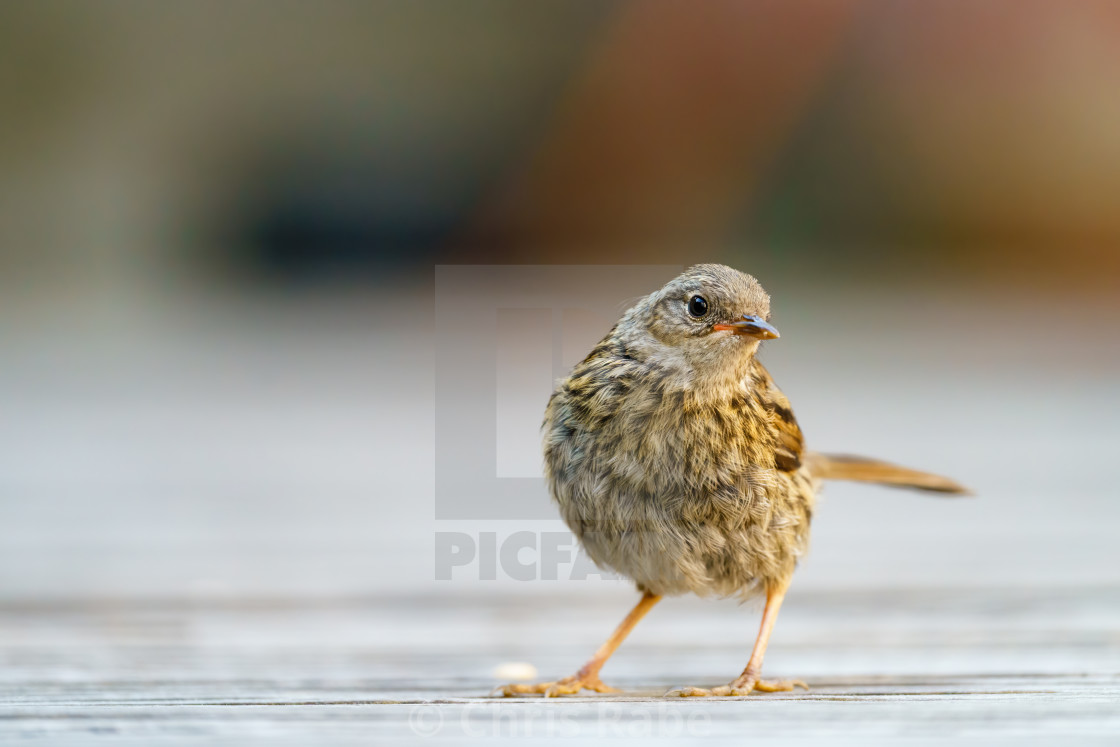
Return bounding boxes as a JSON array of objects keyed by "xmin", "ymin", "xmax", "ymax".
[
  {"xmin": 496, "ymin": 673, "xmax": 619, "ymax": 698},
  {"xmin": 669, "ymin": 676, "xmax": 808, "ymax": 697}
]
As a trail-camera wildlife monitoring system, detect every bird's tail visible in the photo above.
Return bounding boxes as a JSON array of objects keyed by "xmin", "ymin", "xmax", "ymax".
[{"xmin": 806, "ymin": 453, "xmax": 970, "ymax": 495}]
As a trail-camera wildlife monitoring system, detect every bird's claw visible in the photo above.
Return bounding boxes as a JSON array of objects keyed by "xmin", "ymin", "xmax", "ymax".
[
  {"xmin": 754, "ymin": 678, "xmax": 808, "ymax": 693},
  {"xmin": 496, "ymin": 674, "xmax": 619, "ymax": 697},
  {"xmin": 668, "ymin": 678, "xmax": 808, "ymax": 697}
]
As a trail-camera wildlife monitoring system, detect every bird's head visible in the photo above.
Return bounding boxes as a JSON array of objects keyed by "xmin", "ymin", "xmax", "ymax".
[{"xmin": 625, "ymin": 264, "xmax": 777, "ymax": 383}]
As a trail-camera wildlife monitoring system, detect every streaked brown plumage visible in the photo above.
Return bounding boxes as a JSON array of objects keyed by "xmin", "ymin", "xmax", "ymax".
[{"xmin": 499, "ymin": 264, "xmax": 968, "ymax": 698}]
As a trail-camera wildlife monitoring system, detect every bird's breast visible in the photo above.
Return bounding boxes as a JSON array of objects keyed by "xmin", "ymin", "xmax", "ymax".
[{"xmin": 545, "ymin": 379, "xmax": 781, "ymax": 507}]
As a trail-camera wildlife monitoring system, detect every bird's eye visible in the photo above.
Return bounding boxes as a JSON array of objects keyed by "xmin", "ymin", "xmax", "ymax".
[{"xmin": 687, "ymin": 295, "xmax": 708, "ymax": 318}]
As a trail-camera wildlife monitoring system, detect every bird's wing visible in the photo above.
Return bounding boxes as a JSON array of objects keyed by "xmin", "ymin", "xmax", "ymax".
[{"xmin": 751, "ymin": 362, "xmax": 804, "ymax": 473}]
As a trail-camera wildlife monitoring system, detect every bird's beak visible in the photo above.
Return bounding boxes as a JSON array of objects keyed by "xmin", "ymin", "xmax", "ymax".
[{"xmin": 712, "ymin": 315, "xmax": 780, "ymax": 340}]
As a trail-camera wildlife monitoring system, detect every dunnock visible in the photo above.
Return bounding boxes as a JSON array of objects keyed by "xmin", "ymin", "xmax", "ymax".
[{"xmin": 499, "ymin": 264, "xmax": 968, "ymax": 697}]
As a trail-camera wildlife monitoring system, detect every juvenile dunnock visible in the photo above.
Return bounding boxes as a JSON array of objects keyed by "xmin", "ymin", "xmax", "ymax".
[{"xmin": 499, "ymin": 264, "xmax": 968, "ymax": 697}]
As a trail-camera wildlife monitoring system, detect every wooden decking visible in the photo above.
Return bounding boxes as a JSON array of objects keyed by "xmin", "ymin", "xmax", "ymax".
[{"xmin": 2, "ymin": 587, "xmax": 1117, "ymax": 743}]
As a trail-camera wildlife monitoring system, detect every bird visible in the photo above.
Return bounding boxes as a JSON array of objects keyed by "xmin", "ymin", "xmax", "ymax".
[{"xmin": 498, "ymin": 263, "xmax": 969, "ymax": 698}]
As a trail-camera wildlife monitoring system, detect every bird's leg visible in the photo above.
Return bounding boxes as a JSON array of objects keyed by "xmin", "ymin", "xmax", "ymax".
[
  {"xmin": 498, "ymin": 591, "xmax": 661, "ymax": 697},
  {"xmin": 672, "ymin": 583, "xmax": 808, "ymax": 697}
]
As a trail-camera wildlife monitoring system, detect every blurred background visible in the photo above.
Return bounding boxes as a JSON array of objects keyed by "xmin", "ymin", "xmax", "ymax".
[{"xmin": 1, "ymin": 0, "xmax": 1118, "ymax": 603}]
